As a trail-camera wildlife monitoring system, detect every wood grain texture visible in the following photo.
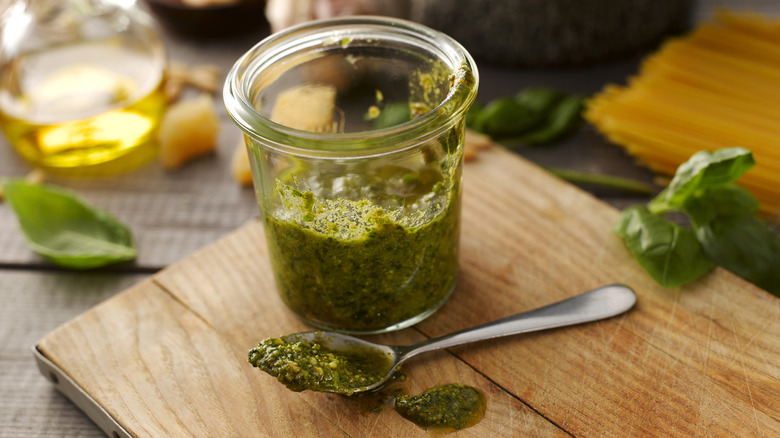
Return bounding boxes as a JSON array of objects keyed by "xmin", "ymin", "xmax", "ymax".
[
  {"xmin": 4, "ymin": 1, "xmax": 780, "ymax": 436},
  {"xmin": 36, "ymin": 147, "xmax": 779, "ymax": 437},
  {"xmin": 0, "ymin": 271, "xmax": 148, "ymax": 438},
  {"xmin": 152, "ymin": 216, "xmax": 563, "ymax": 437},
  {"xmin": 419, "ymin": 149, "xmax": 780, "ymax": 436},
  {"xmin": 39, "ymin": 275, "xmax": 560, "ymax": 437}
]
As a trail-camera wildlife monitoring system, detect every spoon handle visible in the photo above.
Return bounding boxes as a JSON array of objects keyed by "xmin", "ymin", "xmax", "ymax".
[{"xmin": 399, "ymin": 284, "xmax": 636, "ymax": 361}]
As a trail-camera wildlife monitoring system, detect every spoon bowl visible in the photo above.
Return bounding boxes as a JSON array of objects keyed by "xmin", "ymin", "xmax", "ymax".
[
  {"xmin": 279, "ymin": 283, "xmax": 636, "ymax": 395},
  {"xmin": 281, "ymin": 331, "xmax": 398, "ymax": 393}
]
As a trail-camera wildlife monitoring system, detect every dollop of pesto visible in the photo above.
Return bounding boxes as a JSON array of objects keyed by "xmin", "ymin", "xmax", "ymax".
[
  {"xmin": 248, "ymin": 337, "xmax": 390, "ymax": 394},
  {"xmin": 394, "ymin": 383, "xmax": 486, "ymax": 431},
  {"xmin": 264, "ymin": 156, "xmax": 462, "ymax": 332}
]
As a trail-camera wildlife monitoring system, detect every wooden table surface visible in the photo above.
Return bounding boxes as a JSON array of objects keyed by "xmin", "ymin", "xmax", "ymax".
[{"xmin": 1, "ymin": 1, "xmax": 777, "ymax": 436}]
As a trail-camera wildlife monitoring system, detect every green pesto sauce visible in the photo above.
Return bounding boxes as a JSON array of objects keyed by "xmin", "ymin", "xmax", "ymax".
[
  {"xmin": 264, "ymin": 161, "xmax": 461, "ymax": 332},
  {"xmin": 248, "ymin": 337, "xmax": 391, "ymax": 394},
  {"xmin": 395, "ymin": 384, "xmax": 486, "ymax": 432}
]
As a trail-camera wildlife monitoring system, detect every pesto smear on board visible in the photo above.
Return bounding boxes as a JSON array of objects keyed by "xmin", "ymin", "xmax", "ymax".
[
  {"xmin": 395, "ymin": 383, "xmax": 486, "ymax": 431},
  {"xmin": 263, "ymin": 146, "xmax": 462, "ymax": 332}
]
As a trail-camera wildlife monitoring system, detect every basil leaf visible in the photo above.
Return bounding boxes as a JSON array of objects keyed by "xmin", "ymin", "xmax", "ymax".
[
  {"xmin": 371, "ymin": 102, "xmax": 412, "ymax": 129},
  {"xmin": 693, "ymin": 215, "xmax": 780, "ymax": 296},
  {"xmin": 682, "ymin": 185, "xmax": 759, "ymax": 225},
  {"xmin": 478, "ymin": 97, "xmax": 544, "ymax": 138},
  {"xmin": 516, "ymin": 87, "xmax": 564, "ymax": 113},
  {"xmin": 518, "ymin": 95, "xmax": 584, "ymax": 146},
  {"xmin": 614, "ymin": 206, "xmax": 715, "ymax": 288},
  {"xmin": 649, "ymin": 147, "xmax": 754, "ymax": 213},
  {"xmin": 1, "ymin": 179, "xmax": 136, "ymax": 269}
]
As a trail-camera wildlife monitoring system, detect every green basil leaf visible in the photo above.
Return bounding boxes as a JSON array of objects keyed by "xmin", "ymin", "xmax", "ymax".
[
  {"xmin": 614, "ymin": 205, "xmax": 715, "ymax": 288},
  {"xmin": 515, "ymin": 87, "xmax": 564, "ymax": 113},
  {"xmin": 649, "ymin": 147, "xmax": 754, "ymax": 214},
  {"xmin": 371, "ymin": 102, "xmax": 412, "ymax": 129},
  {"xmin": 518, "ymin": 95, "xmax": 584, "ymax": 146},
  {"xmin": 682, "ymin": 185, "xmax": 759, "ymax": 225},
  {"xmin": 478, "ymin": 97, "xmax": 544, "ymax": 138},
  {"xmin": 1, "ymin": 179, "xmax": 136, "ymax": 269},
  {"xmin": 693, "ymin": 215, "xmax": 780, "ymax": 296}
]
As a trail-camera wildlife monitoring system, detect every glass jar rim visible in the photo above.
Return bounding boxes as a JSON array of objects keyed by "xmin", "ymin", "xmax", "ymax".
[{"xmin": 223, "ymin": 16, "xmax": 479, "ymax": 158}]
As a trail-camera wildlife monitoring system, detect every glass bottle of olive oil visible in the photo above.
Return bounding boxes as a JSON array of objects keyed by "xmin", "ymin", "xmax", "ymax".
[{"xmin": 0, "ymin": 0, "xmax": 167, "ymax": 175}]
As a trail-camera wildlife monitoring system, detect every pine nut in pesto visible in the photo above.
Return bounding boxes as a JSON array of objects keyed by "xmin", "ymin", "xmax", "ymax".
[{"xmin": 224, "ymin": 16, "xmax": 478, "ymax": 333}]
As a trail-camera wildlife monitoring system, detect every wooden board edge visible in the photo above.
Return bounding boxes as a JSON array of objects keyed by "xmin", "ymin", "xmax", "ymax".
[
  {"xmin": 32, "ymin": 344, "xmax": 132, "ymax": 438},
  {"xmin": 32, "ymin": 257, "xmax": 567, "ymax": 436}
]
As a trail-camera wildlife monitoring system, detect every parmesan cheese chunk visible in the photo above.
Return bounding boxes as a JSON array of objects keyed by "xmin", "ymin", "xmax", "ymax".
[
  {"xmin": 232, "ymin": 139, "xmax": 254, "ymax": 186},
  {"xmin": 270, "ymin": 84, "xmax": 337, "ymax": 132},
  {"xmin": 158, "ymin": 94, "xmax": 220, "ymax": 169}
]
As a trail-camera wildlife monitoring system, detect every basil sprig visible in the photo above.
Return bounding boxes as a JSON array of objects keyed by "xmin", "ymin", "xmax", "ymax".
[
  {"xmin": 614, "ymin": 206, "xmax": 716, "ymax": 288},
  {"xmin": 467, "ymin": 86, "xmax": 584, "ymax": 146},
  {"xmin": 648, "ymin": 147, "xmax": 757, "ymax": 215},
  {"xmin": 2, "ymin": 179, "xmax": 137, "ymax": 269},
  {"xmin": 614, "ymin": 148, "xmax": 780, "ymax": 296}
]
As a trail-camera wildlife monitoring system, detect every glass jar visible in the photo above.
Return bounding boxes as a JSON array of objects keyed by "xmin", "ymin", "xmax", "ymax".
[
  {"xmin": 0, "ymin": 0, "xmax": 167, "ymax": 175},
  {"xmin": 224, "ymin": 17, "xmax": 478, "ymax": 334}
]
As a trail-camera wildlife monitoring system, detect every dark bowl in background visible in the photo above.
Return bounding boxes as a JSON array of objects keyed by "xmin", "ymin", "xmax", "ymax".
[
  {"xmin": 410, "ymin": 0, "xmax": 695, "ymax": 67},
  {"xmin": 143, "ymin": 0, "xmax": 268, "ymax": 38}
]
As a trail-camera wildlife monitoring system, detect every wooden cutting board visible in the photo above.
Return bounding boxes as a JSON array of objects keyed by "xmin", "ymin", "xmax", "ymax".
[{"xmin": 35, "ymin": 147, "xmax": 779, "ymax": 437}]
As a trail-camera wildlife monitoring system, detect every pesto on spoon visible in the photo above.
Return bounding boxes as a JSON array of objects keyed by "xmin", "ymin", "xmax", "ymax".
[{"xmin": 248, "ymin": 284, "xmax": 636, "ymax": 395}]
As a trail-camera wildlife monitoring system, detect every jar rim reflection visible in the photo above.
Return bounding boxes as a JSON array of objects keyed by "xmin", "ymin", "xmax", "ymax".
[{"xmin": 223, "ymin": 16, "xmax": 478, "ymax": 159}]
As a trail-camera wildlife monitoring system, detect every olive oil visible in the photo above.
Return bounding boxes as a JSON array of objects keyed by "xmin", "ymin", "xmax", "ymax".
[{"xmin": 0, "ymin": 40, "xmax": 166, "ymax": 174}]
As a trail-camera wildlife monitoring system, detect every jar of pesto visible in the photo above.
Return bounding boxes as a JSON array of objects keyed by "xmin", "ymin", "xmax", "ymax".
[{"xmin": 224, "ymin": 17, "xmax": 478, "ymax": 334}]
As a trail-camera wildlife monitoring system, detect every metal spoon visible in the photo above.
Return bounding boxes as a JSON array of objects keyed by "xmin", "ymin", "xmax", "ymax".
[{"xmin": 282, "ymin": 283, "xmax": 636, "ymax": 395}]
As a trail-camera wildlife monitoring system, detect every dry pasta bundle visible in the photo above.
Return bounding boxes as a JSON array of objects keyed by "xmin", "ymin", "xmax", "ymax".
[{"xmin": 586, "ymin": 10, "xmax": 780, "ymax": 220}]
